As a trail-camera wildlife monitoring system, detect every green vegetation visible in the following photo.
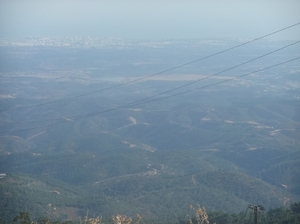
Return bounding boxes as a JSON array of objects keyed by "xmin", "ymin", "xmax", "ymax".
[
  {"xmin": 5, "ymin": 202, "xmax": 300, "ymax": 224},
  {"xmin": 1, "ymin": 42, "xmax": 300, "ymax": 223}
]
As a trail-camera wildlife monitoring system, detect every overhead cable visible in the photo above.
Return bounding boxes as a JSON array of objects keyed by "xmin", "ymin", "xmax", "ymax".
[
  {"xmin": 1, "ymin": 22, "xmax": 299, "ymax": 113},
  {"xmin": 10, "ymin": 39, "xmax": 300, "ymax": 124},
  {"xmin": 2, "ymin": 56, "xmax": 299, "ymax": 134}
]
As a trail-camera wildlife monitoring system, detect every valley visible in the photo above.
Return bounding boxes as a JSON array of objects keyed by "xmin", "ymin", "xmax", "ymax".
[{"xmin": 0, "ymin": 38, "xmax": 300, "ymax": 222}]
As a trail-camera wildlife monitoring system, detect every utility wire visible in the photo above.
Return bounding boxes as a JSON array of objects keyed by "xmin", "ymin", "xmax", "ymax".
[
  {"xmin": 117, "ymin": 40, "xmax": 300, "ymax": 107},
  {"xmin": 129, "ymin": 56, "xmax": 300, "ymax": 106},
  {"xmin": 2, "ymin": 56, "xmax": 299, "ymax": 134},
  {"xmin": 9, "ymin": 39, "xmax": 300, "ymax": 124},
  {"xmin": 1, "ymin": 22, "xmax": 299, "ymax": 113}
]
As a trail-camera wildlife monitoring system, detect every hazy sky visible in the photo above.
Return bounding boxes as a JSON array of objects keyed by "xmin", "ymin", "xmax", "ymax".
[{"xmin": 0, "ymin": 0, "xmax": 300, "ymax": 40}]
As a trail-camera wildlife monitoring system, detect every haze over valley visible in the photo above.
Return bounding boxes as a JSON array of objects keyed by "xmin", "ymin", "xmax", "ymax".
[{"xmin": 0, "ymin": 36, "xmax": 300, "ymax": 222}]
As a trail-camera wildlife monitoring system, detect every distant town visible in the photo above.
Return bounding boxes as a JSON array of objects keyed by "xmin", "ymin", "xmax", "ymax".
[{"xmin": 0, "ymin": 36, "xmax": 270, "ymax": 49}]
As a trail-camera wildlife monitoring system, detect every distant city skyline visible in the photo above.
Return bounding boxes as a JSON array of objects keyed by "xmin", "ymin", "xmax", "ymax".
[{"xmin": 0, "ymin": 0, "xmax": 300, "ymax": 40}]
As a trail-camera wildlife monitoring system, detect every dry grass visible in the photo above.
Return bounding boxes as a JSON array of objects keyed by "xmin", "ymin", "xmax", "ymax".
[
  {"xmin": 79, "ymin": 213, "xmax": 141, "ymax": 224},
  {"xmin": 36, "ymin": 203, "xmax": 209, "ymax": 224},
  {"xmin": 189, "ymin": 204, "xmax": 209, "ymax": 224},
  {"xmin": 112, "ymin": 214, "xmax": 141, "ymax": 224}
]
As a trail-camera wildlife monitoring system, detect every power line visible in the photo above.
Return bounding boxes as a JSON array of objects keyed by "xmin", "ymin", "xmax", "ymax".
[
  {"xmin": 2, "ymin": 56, "xmax": 299, "ymax": 134},
  {"xmin": 1, "ymin": 22, "xmax": 299, "ymax": 113},
  {"xmin": 117, "ymin": 40, "xmax": 300, "ymax": 107},
  {"xmin": 128, "ymin": 56, "xmax": 300, "ymax": 107},
  {"xmin": 9, "ymin": 39, "xmax": 300, "ymax": 124}
]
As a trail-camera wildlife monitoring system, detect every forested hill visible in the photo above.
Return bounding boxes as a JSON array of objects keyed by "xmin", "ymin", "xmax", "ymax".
[{"xmin": 1, "ymin": 39, "xmax": 300, "ymax": 221}]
